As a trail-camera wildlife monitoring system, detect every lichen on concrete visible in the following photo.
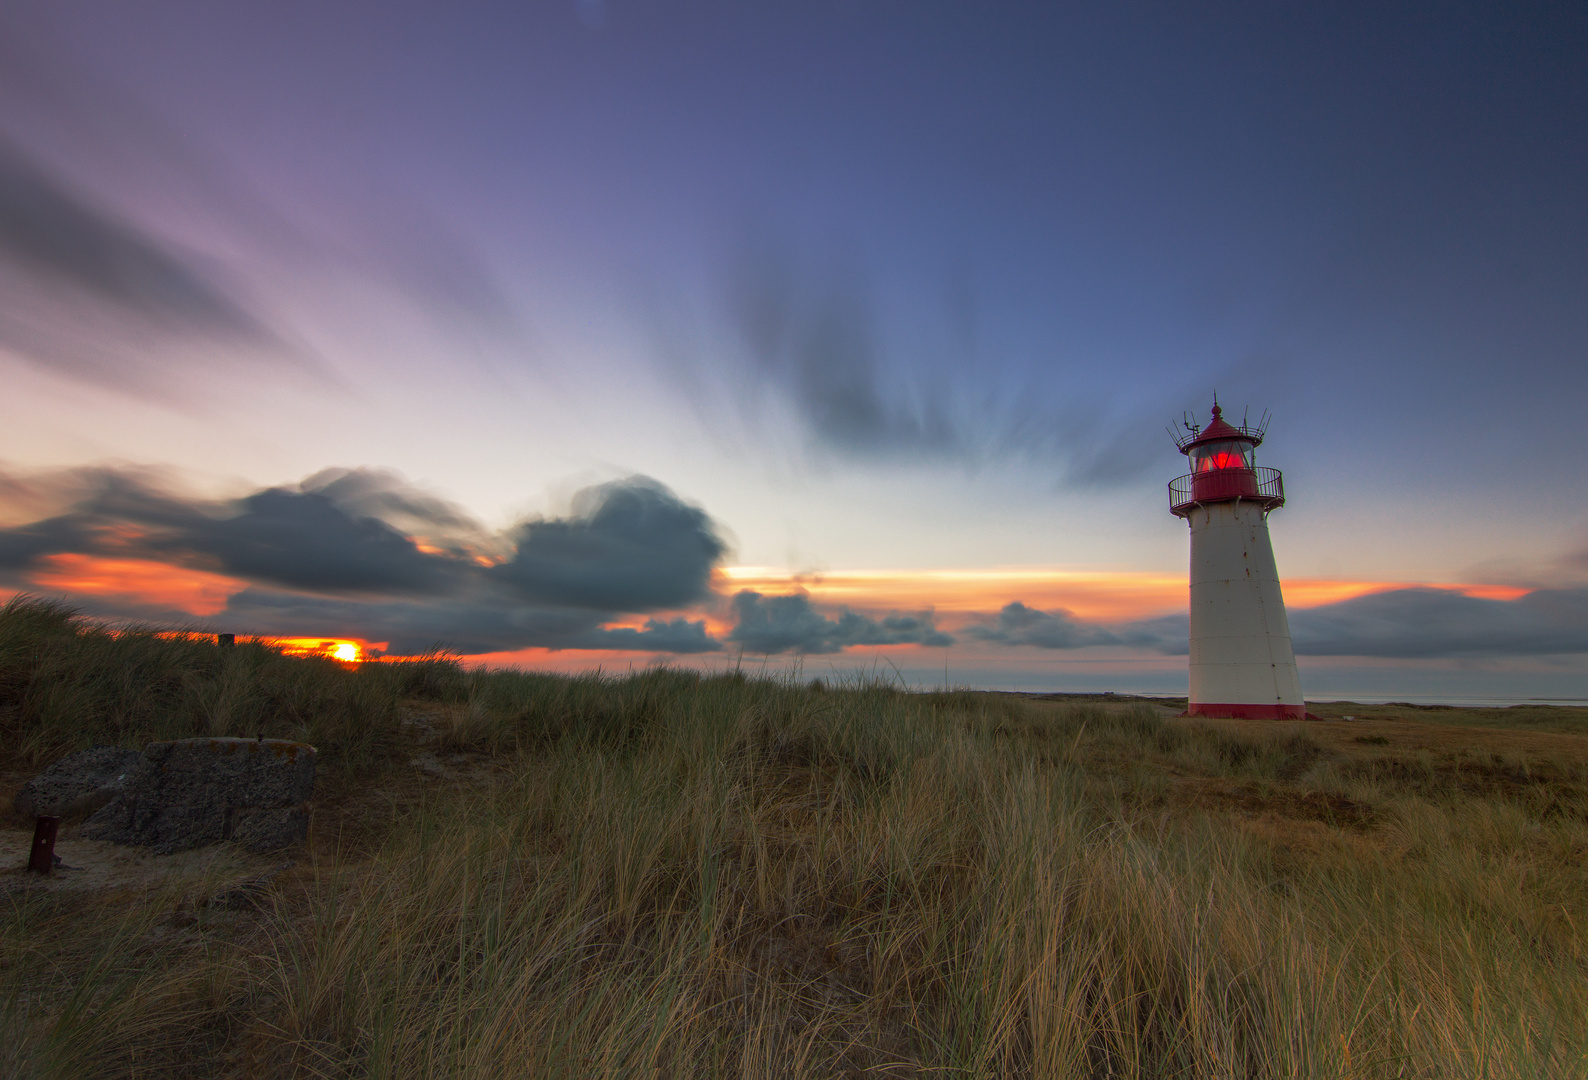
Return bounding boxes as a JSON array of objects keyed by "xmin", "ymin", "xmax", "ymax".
[
  {"xmin": 78, "ymin": 738, "xmax": 317, "ymax": 855},
  {"xmin": 13, "ymin": 745, "xmax": 142, "ymax": 820}
]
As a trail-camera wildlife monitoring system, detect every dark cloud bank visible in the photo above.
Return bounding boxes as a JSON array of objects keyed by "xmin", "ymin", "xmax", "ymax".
[
  {"xmin": 0, "ymin": 464, "xmax": 964, "ymax": 657},
  {"xmin": 728, "ymin": 591, "xmax": 951, "ymax": 655},
  {"xmin": 3, "ymin": 464, "xmax": 1584, "ymax": 662},
  {"xmin": 1289, "ymin": 587, "xmax": 1588, "ymax": 660},
  {"xmin": 0, "ymin": 467, "xmax": 727, "ymax": 655},
  {"xmin": 965, "ymin": 601, "xmax": 1154, "ymax": 651},
  {"xmin": 963, "ymin": 588, "xmax": 1588, "ymax": 662}
]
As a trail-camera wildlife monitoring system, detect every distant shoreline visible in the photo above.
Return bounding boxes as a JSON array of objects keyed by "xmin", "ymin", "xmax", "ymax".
[{"xmin": 983, "ymin": 690, "xmax": 1588, "ymax": 709}]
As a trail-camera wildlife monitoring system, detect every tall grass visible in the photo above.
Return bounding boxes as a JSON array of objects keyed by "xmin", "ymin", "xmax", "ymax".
[
  {"xmin": 0, "ymin": 596, "xmax": 449, "ymax": 775},
  {"xmin": 3, "ymin": 598, "xmax": 1586, "ymax": 1076}
]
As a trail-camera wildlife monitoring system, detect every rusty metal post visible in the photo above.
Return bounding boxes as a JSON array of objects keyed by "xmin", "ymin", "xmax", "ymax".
[{"xmin": 28, "ymin": 816, "xmax": 60, "ymax": 873}]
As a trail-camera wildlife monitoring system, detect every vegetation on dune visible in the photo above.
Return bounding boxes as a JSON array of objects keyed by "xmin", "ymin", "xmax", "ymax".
[
  {"xmin": 2, "ymin": 597, "xmax": 1587, "ymax": 1078},
  {"xmin": 0, "ymin": 595, "xmax": 442, "ymax": 776}
]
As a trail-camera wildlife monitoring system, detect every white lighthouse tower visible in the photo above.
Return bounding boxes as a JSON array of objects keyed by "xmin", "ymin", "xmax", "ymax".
[{"xmin": 1169, "ymin": 402, "xmax": 1306, "ymax": 719}]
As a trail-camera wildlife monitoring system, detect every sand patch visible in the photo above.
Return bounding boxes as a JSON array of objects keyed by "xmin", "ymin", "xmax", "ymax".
[{"xmin": 0, "ymin": 829, "xmax": 283, "ymax": 898}]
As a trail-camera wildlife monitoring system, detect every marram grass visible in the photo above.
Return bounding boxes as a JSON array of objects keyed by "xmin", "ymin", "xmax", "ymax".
[{"xmin": 2, "ymin": 598, "xmax": 1585, "ymax": 1077}]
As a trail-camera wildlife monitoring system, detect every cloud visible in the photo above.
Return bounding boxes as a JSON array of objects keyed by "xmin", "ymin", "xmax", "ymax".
[
  {"xmin": 492, "ymin": 478, "xmax": 727, "ymax": 611},
  {"xmin": 298, "ymin": 468, "xmax": 497, "ymax": 558},
  {"xmin": 220, "ymin": 593, "xmax": 718, "ymax": 658},
  {"xmin": 176, "ymin": 488, "xmax": 465, "ymax": 595},
  {"xmin": 219, "ymin": 590, "xmax": 722, "ymax": 657},
  {"xmin": 962, "ymin": 587, "xmax": 1588, "ymax": 661},
  {"xmin": 728, "ymin": 243, "xmax": 960, "ymax": 461},
  {"xmin": 323, "ymin": 196, "xmax": 534, "ymax": 355},
  {"xmin": 0, "ymin": 140, "xmax": 290, "ymax": 390},
  {"xmin": 1563, "ymin": 538, "xmax": 1588, "ymax": 576},
  {"xmin": 17, "ymin": 462, "xmax": 1586, "ymax": 663},
  {"xmin": 1120, "ymin": 612, "xmax": 1190, "ymax": 655},
  {"xmin": 0, "ymin": 466, "xmax": 731, "ymax": 655},
  {"xmin": 218, "ymin": 588, "xmax": 583, "ymax": 655},
  {"xmin": 961, "ymin": 601, "xmax": 1184, "ymax": 651},
  {"xmin": 1289, "ymin": 586, "xmax": 1588, "ymax": 659},
  {"xmin": 0, "ymin": 142, "xmax": 265, "ymax": 336},
  {"xmin": 962, "ymin": 601, "xmax": 1125, "ymax": 649},
  {"xmin": 727, "ymin": 589, "xmax": 953, "ymax": 655},
  {"xmin": 661, "ymin": 235, "xmax": 1213, "ymax": 485},
  {"xmin": 0, "ymin": 467, "xmax": 465, "ymax": 596},
  {"xmin": 0, "ymin": 25, "xmax": 528, "ymax": 396},
  {"xmin": 579, "ymin": 617, "xmax": 720, "ymax": 654}
]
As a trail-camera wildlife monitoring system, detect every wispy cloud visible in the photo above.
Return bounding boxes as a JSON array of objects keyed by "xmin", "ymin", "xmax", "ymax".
[
  {"xmin": 654, "ymin": 235, "xmax": 1226, "ymax": 485},
  {"xmin": 0, "ymin": 139, "xmax": 295, "ymax": 392},
  {"xmin": 725, "ymin": 242, "xmax": 961, "ymax": 461},
  {"xmin": 0, "ymin": 20, "xmax": 529, "ymax": 397},
  {"xmin": 0, "ymin": 141, "xmax": 265, "ymax": 336}
]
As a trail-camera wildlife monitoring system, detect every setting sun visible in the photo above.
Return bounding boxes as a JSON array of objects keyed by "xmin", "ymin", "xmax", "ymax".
[{"xmin": 257, "ymin": 637, "xmax": 378, "ymax": 663}]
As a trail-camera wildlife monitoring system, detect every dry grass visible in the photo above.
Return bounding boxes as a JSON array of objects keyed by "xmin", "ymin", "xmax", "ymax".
[{"xmin": 2, "ymin": 601, "xmax": 1587, "ymax": 1077}]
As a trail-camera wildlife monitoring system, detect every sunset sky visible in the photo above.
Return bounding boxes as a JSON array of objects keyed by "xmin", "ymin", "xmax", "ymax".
[{"xmin": 2, "ymin": 2, "xmax": 1585, "ymax": 700}]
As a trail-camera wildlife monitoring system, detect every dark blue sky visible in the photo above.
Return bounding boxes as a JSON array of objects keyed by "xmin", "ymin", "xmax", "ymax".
[{"xmin": 26, "ymin": 3, "xmax": 1579, "ymax": 455}]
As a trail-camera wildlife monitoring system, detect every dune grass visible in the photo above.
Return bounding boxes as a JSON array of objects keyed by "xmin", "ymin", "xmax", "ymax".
[
  {"xmin": 1310, "ymin": 699, "xmax": 1588, "ymax": 738},
  {"xmin": 0, "ymin": 595, "xmax": 456, "ymax": 778},
  {"xmin": 2, "ymin": 598, "xmax": 1586, "ymax": 1077}
]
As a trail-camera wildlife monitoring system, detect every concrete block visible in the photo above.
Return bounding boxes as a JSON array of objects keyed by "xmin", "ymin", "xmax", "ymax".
[
  {"xmin": 81, "ymin": 738, "xmax": 316, "ymax": 855},
  {"xmin": 14, "ymin": 746, "xmax": 142, "ymax": 820}
]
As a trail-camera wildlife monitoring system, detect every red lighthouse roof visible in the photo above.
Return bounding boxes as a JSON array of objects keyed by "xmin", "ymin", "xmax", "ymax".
[{"xmin": 1175, "ymin": 402, "xmax": 1266, "ymax": 455}]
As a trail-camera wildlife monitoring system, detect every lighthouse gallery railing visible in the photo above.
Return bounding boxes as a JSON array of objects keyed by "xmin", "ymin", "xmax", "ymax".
[{"xmin": 1168, "ymin": 467, "xmax": 1284, "ymax": 516}]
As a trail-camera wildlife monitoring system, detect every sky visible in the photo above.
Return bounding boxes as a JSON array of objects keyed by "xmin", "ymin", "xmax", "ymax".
[{"xmin": 1, "ymin": 1, "xmax": 1585, "ymax": 700}]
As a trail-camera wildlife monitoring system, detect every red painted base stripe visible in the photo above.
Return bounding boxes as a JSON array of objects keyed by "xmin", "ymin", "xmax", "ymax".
[{"xmin": 1187, "ymin": 702, "xmax": 1308, "ymax": 720}]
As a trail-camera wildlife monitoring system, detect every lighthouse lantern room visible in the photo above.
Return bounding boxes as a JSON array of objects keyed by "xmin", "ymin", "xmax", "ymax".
[{"xmin": 1169, "ymin": 403, "xmax": 1306, "ymax": 720}]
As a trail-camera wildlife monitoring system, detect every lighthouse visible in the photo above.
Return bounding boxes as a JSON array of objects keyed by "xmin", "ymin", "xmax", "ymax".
[{"xmin": 1169, "ymin": 403, "xmax": 1306, "ymax": 719}]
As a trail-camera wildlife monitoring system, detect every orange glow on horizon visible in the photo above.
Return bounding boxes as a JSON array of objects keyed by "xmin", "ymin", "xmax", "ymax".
[
  {"xmin": 1443, "ymin": 583, "xmax": 1531, "ymax": 602},
  {"xmin": 718, "ymin": 565, "xmax": 1185, "ymax": 621},
  {"xmin": 718, "ymin": 566, "xmax": 1532, "ymax": 622},
  {"xmin": 29, "ymin": 554, "xmax": 247, "ymax": 616},
  {"xmin": 457, "ymin": 647, "xmax": 643, "ymax": 670},
  {"xmin": 12, "ymin": 549, "xmax": 1538, "ymax": 665}
]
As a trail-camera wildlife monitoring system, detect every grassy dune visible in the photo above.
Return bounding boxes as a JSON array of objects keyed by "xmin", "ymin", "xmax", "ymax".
[{"xmin": 2, "ymin": 598, "xmax": 1586, "ymax": 1078}]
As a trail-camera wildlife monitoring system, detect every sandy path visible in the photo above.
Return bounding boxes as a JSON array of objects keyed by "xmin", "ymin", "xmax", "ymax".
[{"xmin": 0, "ymin": 829, "xmax": 283, "ymax": 897}]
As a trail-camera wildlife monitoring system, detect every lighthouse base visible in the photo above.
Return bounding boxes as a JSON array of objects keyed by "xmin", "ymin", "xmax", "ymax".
[{"xmin": 1186, "ymin": 701, "xmax": 1308, "ymax": 720}]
